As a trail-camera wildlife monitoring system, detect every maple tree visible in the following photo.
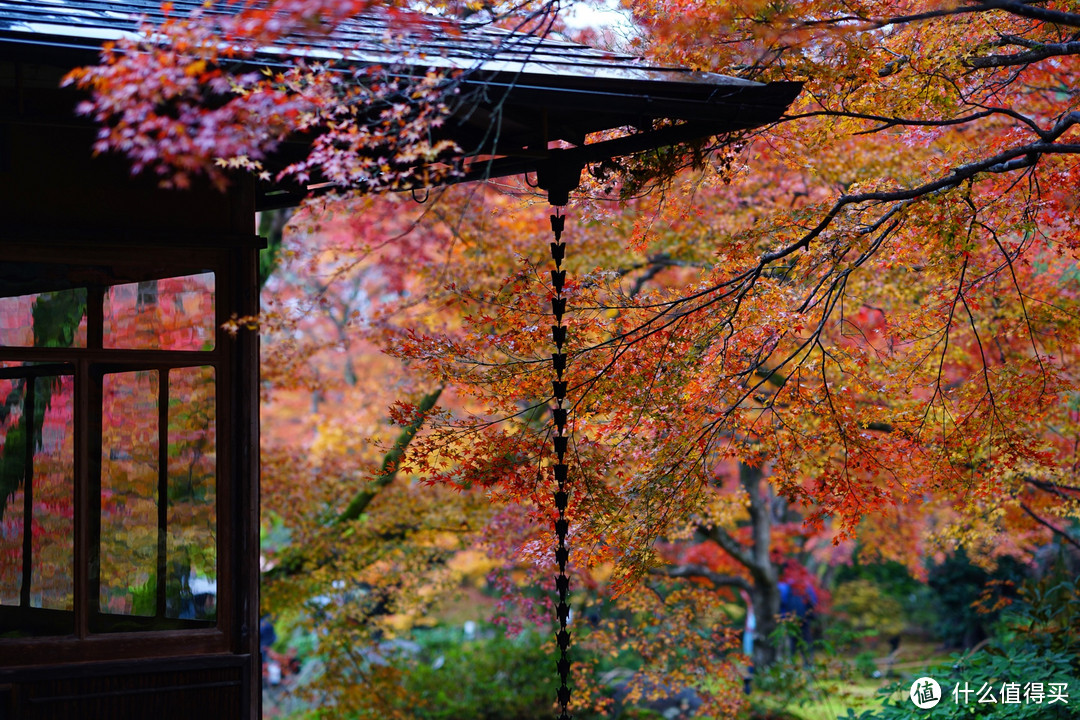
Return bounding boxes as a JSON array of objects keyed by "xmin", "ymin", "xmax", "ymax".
[
  {"xmin": 254, "ymin": 201, "xmax": 752, "ymax": 718},
  {"xmin": 62, "ymin": 0, "xmax": 1080, "ymax": 715},
  {"xmin": 254, "ymin": 201, "xmax": 494, "ymax": 716}
]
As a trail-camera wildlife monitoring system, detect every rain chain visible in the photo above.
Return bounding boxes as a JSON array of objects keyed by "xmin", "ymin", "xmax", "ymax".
[{"xmin": 549, "ymin": 208, "xmax": 572, "ymax": 720}]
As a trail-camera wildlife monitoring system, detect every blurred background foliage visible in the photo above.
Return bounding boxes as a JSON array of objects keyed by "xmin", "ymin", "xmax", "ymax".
[{"xmin": 262, "ymin": 545, "xmax": 1080, "ymax": 719}]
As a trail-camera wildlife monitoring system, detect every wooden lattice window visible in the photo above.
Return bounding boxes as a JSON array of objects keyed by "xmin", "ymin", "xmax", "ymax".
[{"xmin": 0, "ymin": 247, "xmax": 233, "ymax": 651}]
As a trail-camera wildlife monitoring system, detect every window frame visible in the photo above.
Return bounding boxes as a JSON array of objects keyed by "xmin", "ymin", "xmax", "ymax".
[{"xmin": 0, "ymin": 242, "xmax": 244, "ymax": 665}]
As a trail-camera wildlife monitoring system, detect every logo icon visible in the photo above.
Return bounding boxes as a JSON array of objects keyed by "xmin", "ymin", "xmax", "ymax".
[{"xmin": 911, "ymin": 677, "xmax": 942, "ymax": 709}]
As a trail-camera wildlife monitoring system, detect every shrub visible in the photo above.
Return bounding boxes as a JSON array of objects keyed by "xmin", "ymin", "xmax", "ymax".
[
  {"xmin": 399, "ymin": 628, "xmax": 561, "ymax": 720},
  {"xmin": 926, "ymin": 549, "xmax": 1025, "ymax": 648},
  {"xmin": 832, "ymin": 579, "xmax": 905, "ymax": 644},
  {"xmin": 847, "ymin": 574, "xmax": 1080, "ymax": 719}
]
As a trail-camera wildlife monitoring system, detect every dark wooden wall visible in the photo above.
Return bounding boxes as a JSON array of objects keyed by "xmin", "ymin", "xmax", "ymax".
[
  {"xmin": 1, "ymin": 57, "xmax": 261, "ymax": 720},
  {"xmin": 1, "ymin": 656, "xmax": 248, "ymax": 719}
]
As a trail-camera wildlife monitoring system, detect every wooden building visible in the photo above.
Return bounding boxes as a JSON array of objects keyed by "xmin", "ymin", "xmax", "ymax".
[{"xmin": 0, "ymin": 2, "xmax": 798, "ymax": 717}]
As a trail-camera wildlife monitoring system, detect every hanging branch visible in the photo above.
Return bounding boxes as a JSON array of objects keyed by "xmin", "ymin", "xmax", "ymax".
[{"xmin": 264, "ymin": 385, "xmax": 443, "ymax": 580}]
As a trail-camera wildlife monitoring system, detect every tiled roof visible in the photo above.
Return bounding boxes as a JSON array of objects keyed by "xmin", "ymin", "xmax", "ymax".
[
  {"xmin": 0, "ymin": 0, "xmax": 802, "ymax": 205},
  {"xmin": 280, "ymin": 12, "xmax": 730, "ymax": 85},
  {"xmin": 0, "ymin": 0, "xmax": 746, "ymax": 84}
]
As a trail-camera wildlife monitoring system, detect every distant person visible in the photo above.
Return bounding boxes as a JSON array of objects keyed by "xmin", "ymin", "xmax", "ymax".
[
  {"xmin": 739, "ymin": 589, "xmax": 755, "ymax": 694},
  {"xmin": 260, "ymin": 615, "xmax": 276, "ymax": 666},
  {"xmin": 778, "ymin": 580, "xmax": 817, "ymax": 664},
  {"xmin": 260, "ymin": 614, "xmax": 281, "ymax": 687}
]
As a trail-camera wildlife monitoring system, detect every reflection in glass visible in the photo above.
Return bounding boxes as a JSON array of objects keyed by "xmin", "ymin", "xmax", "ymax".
[
  {"xmin": 0, "ymin": 370, "xmax": 75, "ymax": 636},
  {"xmin": 0, "ymin": 377, "xmax": 26, "ymax": 607},
  {"xmin": 104, "ymin": 272, "xmax": 215, "ymax": 351},
  {"xmin": 0, "ymin": 289, "xmax": 88, "ymax": 348},
  {"xmin": 32, "ymin": 375, "xmax": 75, "ymax": 611},
  {"xmin": 100, "ymin": 370, "xmax": 159, "ymax": 617},
  {"xmin": 166, "ymin": 367, "xmax": 217, "ymax": 621}
]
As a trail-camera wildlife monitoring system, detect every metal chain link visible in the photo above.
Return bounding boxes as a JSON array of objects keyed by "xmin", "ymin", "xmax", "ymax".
[{"xmin": 549, "ymin": 209, "xmax": 572, "ymax": 720}]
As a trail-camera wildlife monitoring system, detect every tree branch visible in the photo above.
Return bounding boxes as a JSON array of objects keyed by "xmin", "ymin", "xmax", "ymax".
[
  {"xmin": 653, "ymin": 563, "xmax": 752, "ymax": 592},
  {"xmin": 869, "ymin": 1, "xmax": 1080, "ymax": 29},
  {"xmin": 979, "ymin": 1, "xmax": 1080, "ymax": 29},
  {"xmin": 783, "ymin": 2, "xmax": 1080, "ymax": 33},
  {"xmin": 336, "ymin": 386, "xmax": 444, "ymax": 524},
  {"xmin": 265, "ymin": 386, "xmax": 444, "ymax": 579},
  {"xmin": 1020, "ymin": 502, "xmax": 1080, "ymax": 552},
  {"xmin": 779, "ymin": 141, "xmax": 1080, "ymax": 258},
  {"xmin": 966, "ymin": 41, "xmax": 1080, "ymax": 68},
  {"xmin": 701, "ymin": 524, "xmax": 755, "ymax": 569},
  {"xmin": 1025, "ymin": 477, "xmax": 1080, "ymax": 493}
]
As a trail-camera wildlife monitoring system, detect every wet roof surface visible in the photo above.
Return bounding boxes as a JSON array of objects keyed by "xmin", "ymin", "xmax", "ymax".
[
  {"xmin": 0, "ymin": 0, "xmax": 802, "ymax": 206},
  {"xmin": 0, "ymin": 0, "xmax": 756, "ymax": 86}
]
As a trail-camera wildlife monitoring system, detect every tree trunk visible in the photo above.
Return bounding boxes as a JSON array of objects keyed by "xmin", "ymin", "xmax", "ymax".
[
  {"xmin": 740, "ymin": 462, "xmax": 781, "ymax": 672},
  {"xmin": 689, "ymin": 461, "xmax": 784, "ymax": 674},
  {"xmin": 750, "ymin": 582, "xmax": 781, "ymax": 670}
]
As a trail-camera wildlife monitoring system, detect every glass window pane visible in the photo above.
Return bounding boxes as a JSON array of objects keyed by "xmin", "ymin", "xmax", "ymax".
[
  {"xmin": 99, "ymin": 370, "xmax": 159, "ymax": 619},
  {"xmin": 0, "ymin": 377, "xmax": 27, "ymax": 607},
  {"xmin": 32, "ymin": 375, "xmax": 75, "ymax": 613},
  {"xmin": 0, "ymin": 369, "xmax": 75, "ymax": 636},
  {"xmin": 166, "ymin": 366, "xmax": 217, "ymax": 622},
  {"xmin": 0, "ymin": 289, "xmax": 88, "ymax": 348},
  {"xmin": 104, "ymin": 273, "xmax": 215, "ymax": 351}
]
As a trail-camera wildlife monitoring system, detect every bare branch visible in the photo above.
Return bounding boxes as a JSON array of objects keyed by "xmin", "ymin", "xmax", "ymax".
[
  {"xmin": 700, "ymin": 524, "xmax": 755, "ymax": 569},
  {"xmin": 1020, "ymin": 502, "xmax": 1080, "ymax": 552},
  {"xmin": 337, "ymin": 386, "xmax": 445, "ymax": 524},
  {"xmin": 979, "ymin": 1, "xmax": 1080, "ymax": 29},
  {"xmin": 771, "ymin": 2, "xmax": 1080, "ymax": 33},
  {"xmin": 779, "ymin": 141, "xmax": 1080, "ymax": 258},
  {"xmin": 967, "ymin": 40, "xmax": 1080, "ymax": 68},
  {"xmin": 1025, "ymin": 477, "xmax": 1080, "ymax": 494},
  {"xmin": 654, "ymin": 563, "xmax": 752, "ymax": 592}
]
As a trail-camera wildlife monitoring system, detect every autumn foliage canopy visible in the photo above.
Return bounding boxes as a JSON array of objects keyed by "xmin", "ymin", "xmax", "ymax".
[{"xmin": 66, "ymin": 0, "xmax": 1080, "ymax": 715}]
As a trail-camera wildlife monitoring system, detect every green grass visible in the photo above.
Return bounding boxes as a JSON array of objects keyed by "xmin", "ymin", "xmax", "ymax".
[
  {"xmin": 782, "ymin": 677, "xmax": 891, "ymax": 720},
  {"xmin": 748, "ymin": 641, "xmax": 956, "ymax": 720}
]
